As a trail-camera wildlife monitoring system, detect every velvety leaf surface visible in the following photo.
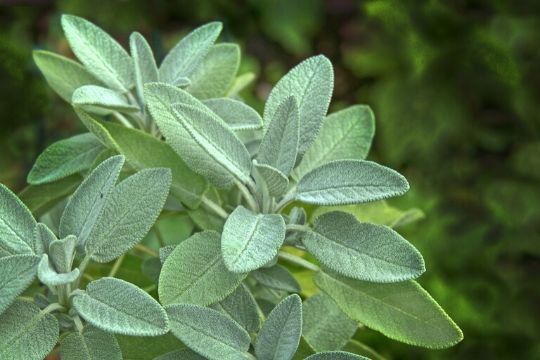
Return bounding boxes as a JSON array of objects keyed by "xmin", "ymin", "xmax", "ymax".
[
  {"xmin": 253, "ymin": 162, "xmax": 289, "ymax": 197},
  {"xmin": 211, "ymin": 283, "xmax": 261, "ymax": 333},
  {"xmin": 72, "ymin": 85, "xmax": 139, "ymax": 113},
  {"xmin": 203, "ymin": 97, "xmax": 263, "ymax": 131},
  {"xmin": 48, "ymin": 234, "xmax": 77, "ymax": 273},
  {"xmin": 304, "ymin": 352, "xmax": 369, "ymax": 360},
  {"xmin": 252, "ymin": 264, "xmax": 300, "ymax": 293},
  {"xmin": 154, "ymin": 349, "xmax": 206, "ymax": 360},
  {"xmin": 37, "ymin": 254, "xmax": 79, "ymax": 286},
  {"xmin": 130, "ymin": 32, "xmax": 158, "ymax": 104},
  {"xmin": 0, "ymin": 254, "xmax": 39, "ymax": 314},
  {"xmin": 0, "ymin": 183, "xmax": 37, "ymax": 255},
  {"xmin": 60, "ymin": 326, "xmax": 122, "ymax": 360},
  {"xmin": 33, "ymin": 223, "xmax": 56, "ymax": 256}
]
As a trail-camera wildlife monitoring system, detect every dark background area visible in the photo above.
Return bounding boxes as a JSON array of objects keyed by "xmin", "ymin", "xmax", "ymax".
[{"xmin": 1, "ymin": 0, "xmax": 539, "ymax": 358}]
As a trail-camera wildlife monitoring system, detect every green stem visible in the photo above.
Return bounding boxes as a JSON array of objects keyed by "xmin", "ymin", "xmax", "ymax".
[
  {"xmin": 134, "ymin": 244, "xmax": 158, "ymax": 257},
  {"xmin": 236, "ymin": 181, "xmax": 259, "ymax": 212},
  {"xmin": 108, "ymin": 254, "xmax": 125, "ymax": 277},
  {"xmin": 201, "ymin": 196, "xmax": 229, "ymax": 219},
  {"xmin": 113, "ymin": 111, "xmax": 134, "ymax": 128},
  {"xmin": 154, "ymin": 226, "xmax": 166, "ymax": 247},
  {"xmin": 275, "ymin": 190, "xmax": 296, "ymax": 212},
  {"xmin": 278, "ymin": 251, "xmax": 319, "ymax": 272},
  {"xmin": 42, "ymin": 303, "xmax": 65, "ymax": 315},
  {"xmin": 286, "ymin": 224, "xmax": 311, "ymax": 233}
]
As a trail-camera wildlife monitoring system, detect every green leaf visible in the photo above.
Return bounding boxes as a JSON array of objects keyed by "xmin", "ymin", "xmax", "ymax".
[
  {"xmin": 117, "ymin": 333, "xmax": 183, "ymax": 360},
  {"xmin": 166, "ymin": 304, "xmax": 251, "ymax": 360},
  {"xmin": 0, "ymin": 300, "xmax": 59, "ymax": 360},
  {"xmin": 187, "ymin": 43, "xmax": 240, "ymax": 99},
  {"xmin": 72, "ymin": 85, "xmax": 139, "ymax": 113},
  {"xmin": 27, "ymin": 133, "xmax": 104, "ymax": 185},
  {"xmin": 33, "ymin": 50, "xmax": 102, "ymax": 102},
  {"xmin": 61, "ymin": 15, "xmax": 133, "ymax": 92},
  {"xmin": 85, "ymin": 168, "xmax": 171, "ymax": 262},
  {"xmin": 0, "ymin": 183, "xmax": 37, "ymax": 255},
  {"xmin": 73, "ymin": 277, "xmax": 169, "ymax": 336},
  {"xmin": 0, "ymin": 255, "xmax": 39, "ymax": 314},
  {"xmin": 130, "ymin": 32, "xmax": 158, "ymax": 105},
  {"xmin": 159, "ymin": 231, "xmax": 246, "ymax": 306},
  {"xmin": 252, "ymin": 264, "xmax": 300, "ymax": 293},
  {"xmin": 293, "ymin": 105, "xmax": 375, "ymax": 181},
  {"xmin": 33, "ymin": 223, "xmax": 56, "ymax": 256},
  {"xmin": 227, "ymin": 72, "xmax": 256, "ymax": 97},
  {"xmin": 211, "ymin": 283, "xmax": 261, "ymax": 333},
  {"xmin": 314, "ymin": 271, "xmax": 464, "ymax": 349},
  {"xmin": 37, "ymin": 254, "xmax": 79, "ymax": 286},
  {"xmin": 263, "ymin": 55, "xmax": 333, "ymax": 156},
  {"xmin": 49, "ymin": 234, "xmax": 77, "ymax": 273},
  {"xmin": 304, "ymin": 211, "xmax": 425, "ymax": 282},
  {"xmin": 222, "ymin": 206, "xmax": 286, "ymax": 273},
  {"xmin": 159, "ymin": 22, "xmax": 222, "ymax": 84},
  {"xmin": 253, "ymin": 162, "xmax": 289, "ymax": 197},
  {"xmin": 75, "ymin": 109, "xmax": 119, "ymax": 149},
  {"xmin": 154, "ymin": 349, "xmax": 206, "ymax": 360},
  {"xmin": 203, "ymin": 97, "xmax": 263, "ymax": 131},
  {"xmin": 304, "ymin": 351, "xmax": 369, "ymax": 360},
  {"xmin": 296, "ymin": 160, "xmax": 409, "ymax": 205},
  {"xmin": 258, "ymin": 96, "xmax": 299, "ymax": 176},
  {"xmin": 61, "ymin": 325, "xmax": 122, "ymax": 360},
  {"xmin": 255, "ymin": 294, "xmax": 302, "ymax": 360},
  {"xmin": 100, "ymin": 121, "xmax": 208, "ymax": 208},
  {"xmin": 59, "ymin": 155, "xmax": 125, "ymax": 248},
  {"xmin": 302, "ymin": 293, "xmax": 357, "ymax": 352}
]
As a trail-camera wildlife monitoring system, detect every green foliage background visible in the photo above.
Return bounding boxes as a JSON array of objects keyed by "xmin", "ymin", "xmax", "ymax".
[{"xmin": 1, "ymin": 0, "xmax": 539, "ymax": 358}]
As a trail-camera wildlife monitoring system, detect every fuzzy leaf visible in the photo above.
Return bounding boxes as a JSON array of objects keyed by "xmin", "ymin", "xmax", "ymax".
[
  {"xmin": 72, "ymin": 85, "xmax": 139, "ymax": 113},
  {"xmin": 159, "ymin": 231, "xmax": 245, "ymax": 306},
  {"xmin": 296, "ymin": 160, "xmax": 409, "ymax": 205},
  {"xmin": 27, "ymin": 133, "xmax": 104, "ymax": 185},
  {"xmin": 0, "ymin": 300, "xmax": 59, "ymax": 360},
  {"xmin": 315, "ymin": 271, "xmax": 464, "ymax": 349},
  {"xmin": 33, "ymin": 223, "xmax": 56, "ymax": 256},
  {"xmin": 61, "ymin": 326, "xmax": 122, "ymax": 360},
  {"xmin": 61, "ymin": 15, "xmax": 133, "ymax": 92},
  {"xmin": 304, "ymin": 211, "xmax": 425, "ymax": 282},
  {"xmin": 0, "ymin": 255, "xmax": 39, "ymax": 314},
  {"xmin": 154, "ymin": 349, "xmax": 206, "ymax": 360},
  {"xmin": 263, "ymin": 55, "xmax": 333, "ymax": 157},
  {"xmin": 304, "ymin": 352, "xmax": 369, "ymax": 360},
  {"xmin": 33, "ymin": 50, "xmax": 102, "ymax": 102},
  {"xmin": 294, "ymin": 105, "xmax": 375, "ymax": 181},
  {"xmin": 255, "ymin": 294, "xmax": 303, "ymax": 360},
  {"xmin": 49, "ymin": 235, "xmax": 77, "ymax": 273},
  {"xmin": 85, "ymin": 168, "xmax": 171, "ymax": 262},
  {"xmin": 203, "ymin": 97, "xmax": 263, "ymax": 131},
  {"xmin": 37, "ymin": 254, "xmax": 79, "ymax": 286},
  {"xmin": 187, "ymin": 43, "xmax": 240, "ymax": 99},
  {"xmin": 0, "ymin": 183, "xmax": 37, "ymax": 255},
  {"xmin": 253, "ymin": 162, "xmax": 289, "ymax": 197},
  {"xmin": 252, "ymin": 264, "xmax": 300, "ymax": 293},
  {"xmin": 73, "ymin": 277, "xmax": 169, "ymax": 336},
  {"xmin": 116, "ymin": 333, "xmax": 183, "ymax": 360},
  {"xmin": 130, "ymin": 32, "xmax": 158, "ymax": 105},
  {"xmin": 222, "ymin": 206, "xmax": 286, "ymax": 273},
  {"xmin": 211, "ymin": 283, "xmax": 261, "ymax": 333}
]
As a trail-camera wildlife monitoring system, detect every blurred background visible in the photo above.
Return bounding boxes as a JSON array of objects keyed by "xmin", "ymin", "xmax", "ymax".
[{"xmin": 1, "ymin": 0, "xmax": 539, "ymax": 358}]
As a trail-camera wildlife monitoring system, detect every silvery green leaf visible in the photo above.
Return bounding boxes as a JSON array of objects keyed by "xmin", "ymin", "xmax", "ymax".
[
  {"xmin": 303, "ymin": 293, "xmax": 357, "ymax": 352},
  {"xmin": 166, "ymin": 304, "xmax": 251, "ymax": 360},
  {"xmin": 293, "ymin": 105, "xmax": 375, "ymax": 181},
  {"xmin": 73, "ymin": 277, "xmax": 169, "ymax": 336},
  {"xmin": 203, "ymin": 97, "xmax": 263, "ymax": 131},
  {"xmin": 296, "ymin": 160, "xmax": 409, "ymax": 205},
  {"xmin": 37, "ymin": 254, "xmax": 79, "ymax": 286},
  {"xmin": 27, "ymin": 133, "xmax": 104, "ymax": 185},
  {"xmin": 61, "ymin": 15, "xmax": 134, "ymax": 92},
  {"xmin": 254, "ymin": 162, "xmax": 289, "ymax": 198},
  {"xmin": 187, "ymin": 43, "xmax": 240, "ymax": 99},
  {"xmin": 263, "ymin": 55, "xmax": 333, "ymax": 157},
  {"xmin": 227, "ymin": 72, "xmax": 256, "ymax": 97},
  {"xmin": 304, "ymin": 352, "xmax": 369, "ymax": 360},
  {"xmin": 72, "ymin": 85, "xmax": 139, "ymax": 113},
  {"xmin": 315, "ymin": 271, "xmax": 464, "ymax": 349},
  {"xmin": 211, "ymin": 283, "xmax": 261, "ymax": 333},
  {"xmin": 85, "ymin": 168, "xmax": 171, "ymax": 263},
  {"xmin": 0, "ymin": 254, "xmax": 40, "ymax": 314},
  {"xmin": 33, "ymin": 50, "xmax": 102, "ymax": 102},
  {"xmin": 59, "ymin": 155, "xmax": 125, "ymax": 249},
  {"xmin": 159, "ymin": 22, "xmax": 222, "ymax": 84},
  {"xmin": 188, "ymin": 207, "xmax": 225, "ymax": 231},
  {"xmin": 130, "ymin": 32, "xmax": 158, "ymax": 105},
  {"xmin": 154, "ymin": 349, "xmax": 206, "ymax": 360},
  {"xmin": 0, "ymin": 300, "xmax": 59, "ymax": 360},
  {"xmin": 61, "ymin": 325, "xmax": 122, "ymax": 360},
  {"xmin": 33, "ymin": 223, "xmax": 56, "ymax": 256},
  {"xmin": 255, "ymin": 294, "xmax": 302, "ymax": 360},
  {"xmin": 0, "ymin": 183, "xmax": 37, "ymax": 255},
  {"xmin": 49, "ymin": 235, "xmax": 77, "ymax": 273},
  {"xmin": 173, "ymin": 76, "xmax": 191, "ymax": 87},
  {"xmin": 304, "ymin": 211, "xmax": 425, "ymax": 282},
  {"xmin": 159, "ymin": 231, "xmax": 245, "ymax": 306},
  {"xmin": 75, "ymin": 109, "xmax": 119, "ymax": 149},
  {"xmin": 222, "ymin": 206, "xmax": 286, "ymax": 273},
  {"xmin": 258, "ymin": 96, "xmax": 299, "ymax": 176},
  {"xmin": 252, "ymin": 264, "xmax": 300, "ymax": 293},
  {"xmin": 159, "ymin": 245, "xmax": 176, "ymax": 264}
]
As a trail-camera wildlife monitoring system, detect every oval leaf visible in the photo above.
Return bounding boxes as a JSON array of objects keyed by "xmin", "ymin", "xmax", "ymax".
[
  {"xmin": 305, "ymin": 352, "xmax": 369, "ymax": 360},
  {"xmin": 72, "ymin": 85, "xmax": 139, "ymax": 113},
  {"xmin": 0, "ymin": 255, "xmax": 39, "ymax": 314},
  {"xmin": 130, "ymin": 32, "xmax": 158, "ymax": 105},
  {"xmin": 0, "ymin": 184, "xmax": 37, "ymax": 255},
  {"xmin": 211, "ymin": 283, "xmax": 261, "ymax": 333},
  {"xmin": 61, "ymin": 325, "xmax": 122, "ymax": 360},
  {"xmin": 37, "ymin": 254, "xmax": 79, "ymax": 286},
  {"xmin": 252, "ymin": 264, "xmax": 300, "ymax": 293},
  {"xmin": 203, "ymin": 97, "xmax": 263, "ymax": 131}
]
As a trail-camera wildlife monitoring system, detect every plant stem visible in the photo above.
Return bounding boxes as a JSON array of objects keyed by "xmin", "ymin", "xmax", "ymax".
[
  {"xmin": 134, "ymin": 244, "xmax": 158, "ymax": 257},
  {"xmin": 113, "ymin": 111, "xmax": 134, "ymax": 128},
  {"xmin": 275, "ymin": 189, "xmax": 296, "ymax": 212},
  {"xmin": 154, "ymin": 226, "xmax": 166, "ymax": 247},
  {"xmin": 201, "ymin": 195, "xmax": 229, "ymax": 219},
  {"xmin": 278, "ymin": 251, "xmax": 319, "ymax": 272},
  {"xmin": 236, "ymin": 180, "xmax": 259, "ymax": 212},
  {"xmin": 108, "ymin": 254, "xmax": 125, "ymax": 277},
  {"xmin": 286, "ymin": 224, "xmax": 311, "ymax": 233},
  {"xmin": 42, "ymin": 303, "xmax": 65, "ymax": 315}
]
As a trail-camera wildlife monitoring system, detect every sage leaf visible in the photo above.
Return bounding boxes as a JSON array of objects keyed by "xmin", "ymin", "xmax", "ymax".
[
  {"xmin": 252, "ymin": 264, "xmax": 300, "ymax": 293},
  {"xmin": 34, "ymin": 223, "xmax": 56, "ymax": 256},
  {"xmin": 222, "ymin": 206, "xmax": 286, "ymax": 273},
  {"xmin": 85, "ymin": 168, "xmax": 171, "ymax": 263},
  {"xmin": 159, "ymin": 22, "xmax": 222, "ymax": 84},
  {"xmin": 263, "ymin": 55, "xmax": 333, "ymax": 156},
  {"xmin": 227, "ymin": 72, "xmax": 255, "ymax": 97},
  {"xmin": 61, "ymin": 15, "xmax": 134, "ymax": 92},
  {"xmin": 37, "ymin": 254, "xmax": 79, "ymax": 286},
  {"xmin": 159, "ymin": 231, "xmax": 245, "ymax": 306},
  {"xmin": 211, "ymin": 283, "xmax": 261, "ymax": 333},
  {"xmin": 59, "ymin": 155, "xmax": 125, "ymax": 249},
  {"xmin": 303, "ymin": 293, "xmax": 357, "ymax": 352},
  {"xmin": 0, "ymin": 255, "xmax": 40, "ymax": 314},
  {"xmin": 75, "ymin": 109, "xmax": 119, "ymax": 149},
  {"xmin": 253, "ymin": 162, "xmax": 289, "ymax": 197},
  {"xmin": 73, "ymin": 277, "xmax": 169, "ymax": 336},
  {"xmin": 296, "ymin": 160, "xmax": 409, "ymax": 205},
  {"xmin": 155, "ymin": 349, "xmax": 206, "ymax": 360},
  {"xmin": 27, "ymin": 133, "xmax": 104, "ymax": 185},
  {"xmin": 72, "ymin": 85, "xmax": 139, "ymax": 113},
  {"xmin": 255, "ymin": 294, "xmax": 303, "ymax": 360},
  {"xmin": 315, "ymin": 271, "xmax": 464, "ymax": 349},
  {"xmin": 33, "ymin": 50, "xmax": 102, "ymax": 102},
  {"xmin": 293, "ymin": 105, "xmax": 375, "ymax": 181},
  {"xmin": 304, "ymin": 211, "xmax": 425, "ymax": 282},
  {"xmin": 130, "ymin": 32, "xmax": 158, "ymax": 105},
  {"xmin": 203, "ymin": 97, "xmax": 263, "ymax": 131},
  {"xmin": 304, "ymin": 352, "xmax": 369, "ymax": 360},
  {"xmin": 49, "ymin": 234, "xmax": 77, "ymax": 273},
  {"xmin": 0, "ymin": 183, "xmax": 37, "ymax": 255},
  {"xmin": 0, "ymin": 300, "xmax": 59, "ymax": 360},
  {"xmin": 258, "ymin": 96, "xmax": 299, "ymax": 176},
  {"xmin": 187, "ymin": 43, "xmax": 240, "ymax": 99},
  {"xmin": 61, "ymin": 325, "xmax": 122, "ymax": 360},
  {"xmin": 116, "ymin": 333, "xmax": 183, "ymax": 360}
]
